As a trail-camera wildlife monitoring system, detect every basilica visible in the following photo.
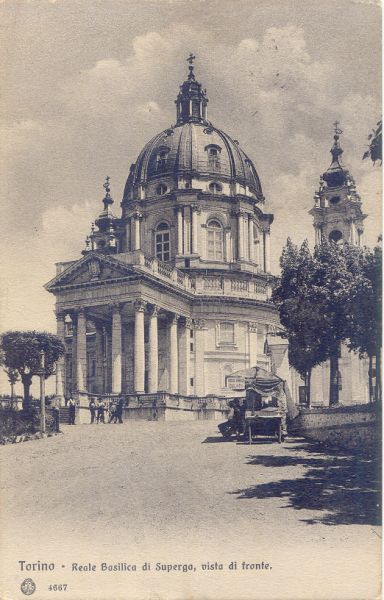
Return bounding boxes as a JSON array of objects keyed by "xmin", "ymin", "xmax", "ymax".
[{"xmin": 45, "ymin": 59, "xmax": 370, "ymax": 418}]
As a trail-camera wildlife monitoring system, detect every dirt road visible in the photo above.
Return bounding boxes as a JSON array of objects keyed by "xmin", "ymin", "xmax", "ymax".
[{"xmin": 0, "ymin": 420, "xmax": 381, "ymax": 600}]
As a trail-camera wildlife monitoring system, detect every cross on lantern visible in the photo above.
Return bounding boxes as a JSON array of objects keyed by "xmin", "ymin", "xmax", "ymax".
[
  {"xmin": 333, "ymin": 120, "xmax": 343, "ymax": 135},
  {"xmin": 187, "ymin": 53, "xmax": 196, "ymax": 65}
]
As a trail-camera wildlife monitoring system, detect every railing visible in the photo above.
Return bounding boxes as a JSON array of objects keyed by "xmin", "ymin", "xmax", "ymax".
[
  {"xmin": 203, "ymin": 277, "xmax": 223, "ymax": 291},
  {"xmin": 128, "ymin": 251, "xmax": 271, "ymax": 300}
]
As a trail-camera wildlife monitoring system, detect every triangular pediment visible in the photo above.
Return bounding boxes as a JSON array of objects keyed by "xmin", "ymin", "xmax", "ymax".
[{"xmin": 45, "ymin": 253, "xmax": 137, "ymax": 291}]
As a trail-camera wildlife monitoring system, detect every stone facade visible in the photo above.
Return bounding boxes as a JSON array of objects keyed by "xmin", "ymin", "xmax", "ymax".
[{"xmin": 45, "ymin": 61, "xmax": 282, "ymax": 410}]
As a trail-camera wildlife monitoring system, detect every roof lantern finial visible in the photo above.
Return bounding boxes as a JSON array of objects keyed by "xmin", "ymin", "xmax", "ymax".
[
  {"xmin": 187, "ymin": 53, "xmax": 196, "ymax": 81},
  {"xmin": 175, "ymin": 55, "xmax": 208, "ymax": 124},
  {"xmin": 330, "ymin": 120, "xmax": 343, "ymax": 163},
  {"xmin": 322, "ymin": 121, "xmax": 347, "ymax": 187},
  {"xmin": 102, "ymin": 175, "xmax": 113, "ymax": 210}
]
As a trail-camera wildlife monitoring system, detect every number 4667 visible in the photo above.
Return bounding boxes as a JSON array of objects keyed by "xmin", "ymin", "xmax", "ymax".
[{"xmin": 48, "ymin": 584, "xmax": 67, "ymax": 592}]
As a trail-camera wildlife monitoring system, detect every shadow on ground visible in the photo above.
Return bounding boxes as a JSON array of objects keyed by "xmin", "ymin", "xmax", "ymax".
[{"xmin": 230, "ymin": 441, "xmax": 381, "ymax": 526}]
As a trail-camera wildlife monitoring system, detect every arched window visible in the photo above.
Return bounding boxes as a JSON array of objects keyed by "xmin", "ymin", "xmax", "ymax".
[
  {"xmin": 330, "ymin": 195, "xmax": 341, "ymax": 205},
  {"xmin": 207, "ymin": 219, "xmax": 223, "ymax": 260},
  {"xmin": 329, "ymin": 229, "xmax": 343, "ymax": 243},
  {"xmin": 209, "ymin": 182, "xmax": 223, "ymax": 194},
  {"xmin": 205, "ymin": 144, "xmax": 221, "ymax": 169},
  {"xmin": 156, "ymin": 183, "xmax": 168, "ymax": 196},
  {"xmin": 156, "ymin": 147, "xmax": 169, "ymax": 172},
  {"xmin": 155, "ymin": 222, "xmax": 170, "ymax": 262}
]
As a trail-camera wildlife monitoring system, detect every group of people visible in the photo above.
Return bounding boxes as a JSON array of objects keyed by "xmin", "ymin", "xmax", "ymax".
[
  {"xmin": 65, "ymin": 396, "xmax": 125, "ymax": 425},
  {"xmin": 88, "ymin": 397, "xmax": 124, "ymax": 424}
]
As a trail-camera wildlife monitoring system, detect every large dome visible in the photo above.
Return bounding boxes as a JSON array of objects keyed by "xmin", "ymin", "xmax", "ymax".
[
  {"xmin": 123, "ymin": 121, "xmax": 263, "ymax": 202},
  {"xmin": 123, "ymin": 60, "xmax": 264, "ymax": 204}
]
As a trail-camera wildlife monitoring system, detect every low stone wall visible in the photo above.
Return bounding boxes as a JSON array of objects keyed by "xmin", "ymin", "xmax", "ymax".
[
  {"xmin": 72, "ymin": 392, "xmax": 229, "ymax": 423},
  {"xmin": 290, "ymin": 403, "xmax": 380, "ymax": 451}
]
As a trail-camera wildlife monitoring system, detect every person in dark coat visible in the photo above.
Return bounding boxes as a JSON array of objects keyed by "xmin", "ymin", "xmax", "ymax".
[
  {"xmin": 89, "ymin": 398, "xmax": 96, "ymax": 424},
  {"xmin": 115, "ymin": 397, "xmax": 124, "ymax": 424},
  {"xmin": 97, "ymin": 398, "xmax": 105, "ymax": 423},
  {"xmin": 68, "ymin": 397, "xmax": 76, "ymax": 425}
]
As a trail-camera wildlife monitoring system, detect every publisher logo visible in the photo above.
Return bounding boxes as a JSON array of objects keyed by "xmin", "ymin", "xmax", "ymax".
[{"xmin": 20, "ymin": 578, "xmax": 36, "ymax": 596}]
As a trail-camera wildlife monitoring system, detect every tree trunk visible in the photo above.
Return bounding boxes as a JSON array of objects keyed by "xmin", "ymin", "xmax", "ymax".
[
  {"xmin": 329, "ymin": 350, "xmax": 339, "ymax": 406},
  {"xmin": 21, "ymin": 374, "xmax": 32, "ymax": 411},
  {"xmin": 306, "ymin": 368, "xmax": 312, "ymax": 407},
  {"xmin": 368, "ymin": 354, "xmax": 374, "ymax": 403}
]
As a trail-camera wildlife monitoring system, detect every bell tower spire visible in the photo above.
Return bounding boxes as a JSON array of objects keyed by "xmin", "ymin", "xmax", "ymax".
[
  {"xmin": 310, "ymin": 124, "xmax": 367, "ymax": 246},
  {"xmin": 175, "ymin": 54, "xmax": 209, "ymax": 125}
]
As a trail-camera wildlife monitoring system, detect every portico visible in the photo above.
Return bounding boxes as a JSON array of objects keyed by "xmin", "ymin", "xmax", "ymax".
[{"xmin": 55, "ymin": 299, "xmax": 198, "ymax": 398}]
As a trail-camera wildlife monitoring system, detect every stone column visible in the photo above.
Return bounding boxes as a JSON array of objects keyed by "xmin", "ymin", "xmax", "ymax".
[
  {"xmin": 125, "ymin": 220, "xmax": 131, "ymax": 251},
  {"xmin": 95, "ymin": 323, "xmax": 104, "ymax": 393},
  {"xmin": 263, "ymin": 229, "xmax": 271, "ymax": 272},
  {"xmin": 169, "ymin": 314, "xmax": 179, "ymax": 394},
  {"xmin": 183, "ymin": 206, "xmax": 191, "ymax": 254},
  {"xmin": 178, "ymin": 317, "xmax": 192, "ymax": 396},
  {"xmin": 76, "ymin": 309, "xmax": 87, "ymax": 392},
  {"xmin": 248, "ymin": 217, "xmax": 254, "ymax": 262},
  {"xmin": 71, "ymin": 318, "xmax": 77, "ymax": 395},
  {"xmin": 194, "ymin": 319, "xmax": 206, "ymax": 397},
  {"xmin": 350, "ymin": 220, "xmax": 357, "ymax": 245},
  {"xmin": 249, "ymin": 322, "xmax": 258, "ymax": 368},
  {"xmin": 55, "ymin": 312, "xmax": 65, "ymax": 405},
  {"xmin": 243, "ymin": 214, "xmax": 249, "ymax": 260},
  {"xmin": 148, "ymin": 305, "xmax": 159, "ymax": 393},
  {"xmin": 133, "ymin": 213, "xmax": 142, "ymax": 251},
  {"xmin": 134, "ymin": 299, "xmax": 146, "ymax": 393},
  {"xmin": 224, "ymin": 227, "xmax": 232, "ymax": 262},
  {"xmin": 111, "ymin": 304, "xmax": 122, "ymax": 394},
  {"xmin": 237, "ymin": 211, "xmax": 244, "ymax": 260},
  {"xmin": 177, "ymin": 207, "xmax": 183, "ymax": 254},
  {"xmin": 191, "ymin": 205, "xmax": 199, "ymax": 254}
]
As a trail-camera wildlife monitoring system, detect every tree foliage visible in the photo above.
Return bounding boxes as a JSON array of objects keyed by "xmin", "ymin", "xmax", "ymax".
[
  {"xmin": 363, "ymin": 120, "xmax": 382, "ymax": 165},
  {"xmin": 345, "ymin": 245, "xmax": 382, "ymax": 400},
  {"xmin": 273, "ymin": 239, "xmax": 380, "ymax": 406},
  {"xmin": 272, "ymin": 239, "xmax": 328, "ymax": 405},
  {"xmin": 0, "ymin": 331, "xmax": 65, "ymax": 410}
]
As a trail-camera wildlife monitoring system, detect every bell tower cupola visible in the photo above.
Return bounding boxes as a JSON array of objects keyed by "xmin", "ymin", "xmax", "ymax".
[
  {"xmin": 310, "ymin": 123, "xmax": 367, "ymax": 246},
  {"xmin": 175, "ymin": 54, "xmax": 208, "ymax": 125}
]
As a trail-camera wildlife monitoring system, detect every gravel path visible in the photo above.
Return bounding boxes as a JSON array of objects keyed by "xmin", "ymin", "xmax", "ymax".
[{"xmin": 0, "ymin": 420, "xmax": 381, "ymax": 600}]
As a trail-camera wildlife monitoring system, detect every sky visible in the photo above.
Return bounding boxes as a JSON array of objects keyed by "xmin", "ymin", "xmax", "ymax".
[{"xmin": 0, "ymin": 0, "xmax": 381, "ymax": 394}]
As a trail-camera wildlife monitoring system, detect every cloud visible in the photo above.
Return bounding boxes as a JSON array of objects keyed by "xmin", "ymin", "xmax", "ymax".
[{"xmin": 0, "ymin": 12, "xmax": 381, "ymax": 342}]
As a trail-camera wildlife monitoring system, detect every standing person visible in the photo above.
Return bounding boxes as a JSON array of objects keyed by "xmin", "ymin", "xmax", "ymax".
[
  {"xmin": 108, "ymin": 400, "xmax": 117, "ymax": 423},
  {"xmin": 89, "ymin": 397, "xmax": 96, "ymax": 424},
  {"xmin": 97, "ymin": 398, "xmax": 105, "ymax": 423},
  {"xmin": 115, "ymin": 396, "xmax": 124, "ymax": 424},
  {"xmin": 68, "ymin": 397, "xmax": 76, "ymax": 425}
]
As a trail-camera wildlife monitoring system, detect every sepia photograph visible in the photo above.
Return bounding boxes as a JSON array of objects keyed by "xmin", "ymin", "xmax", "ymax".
[{"xmin": 0, "ymin": 0, "xmax": 381, "ymax": 599}]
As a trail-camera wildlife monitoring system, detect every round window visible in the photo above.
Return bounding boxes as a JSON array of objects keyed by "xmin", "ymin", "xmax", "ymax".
[
  {"xmin": 330, "ymin": 196, "xmax": 341, "ymax": 205},
  {"xmin": 329, "ymin": 229, "xmax": 343, "ymax": 243}
]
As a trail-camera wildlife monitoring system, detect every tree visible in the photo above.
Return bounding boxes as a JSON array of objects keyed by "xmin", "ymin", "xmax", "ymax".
[
  {"xmin": 346, "ymin": 245, "xmax": 382, "ymax": 401},
  {"xmin": 3, "ymin": 367, "xmax": 20, "ymax": 405},
  {"xmin": 272, "ymin": 239, "xmax": 328, "ymax": 405},
  {"xmin": 363, "ymin": 120, "xmax": 382, "ymax": 165},
  {"xmin": 311, "ymin": 241, "xmax": 359, "ymax": 405},
  {"xmin": 0, "ymin": 331, "xmax": 65, "ymax": 410}
]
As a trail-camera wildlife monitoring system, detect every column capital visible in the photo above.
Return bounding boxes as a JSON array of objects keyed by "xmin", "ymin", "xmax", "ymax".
[
  {"xmin": 249, "ymin": 322, "xmax": 258, "ymax": 333},
  {"xmin": 148, "ymin": 304, "xmax": 159, "ymax": 317},
  {"xmin": 184, "ymin": 317, "xmax": 193, "ymax": 329},
  {"xmin": 191, "ymin": 203, "xmax": 201, "ymax": 213},
  {"xmin": 55, "ymin": 310, "xmax": 66, "ymax": 321},
  {"xmin": 109, "ymin": 301, "xmax": 123, "ymax": 313},
  {"xmin": 193, "ymin": 318, "xmax": 206, "ymax": 330},
  {"xmin": 168, "ymin": 313, "xmax": 180, "ymax": 324},
  {"xmin": 134, "ymin": 298, "xmax": 147, "ymax": 313}
]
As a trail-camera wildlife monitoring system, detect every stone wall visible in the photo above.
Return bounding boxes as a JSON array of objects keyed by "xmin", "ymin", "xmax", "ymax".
[{"xmin": 291, "ymin": 403, "xmax": 380, "ymax": 452}]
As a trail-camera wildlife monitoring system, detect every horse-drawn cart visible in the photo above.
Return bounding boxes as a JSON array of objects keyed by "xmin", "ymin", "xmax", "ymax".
[{"xmin": 244, "ymin": 407, "xmax": 285, "ymax": 444}]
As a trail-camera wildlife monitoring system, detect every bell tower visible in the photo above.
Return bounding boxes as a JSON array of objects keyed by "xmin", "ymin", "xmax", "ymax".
[{"xmin": 310, "ymin": 123, "xmax": 367, "ymax": 246}]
